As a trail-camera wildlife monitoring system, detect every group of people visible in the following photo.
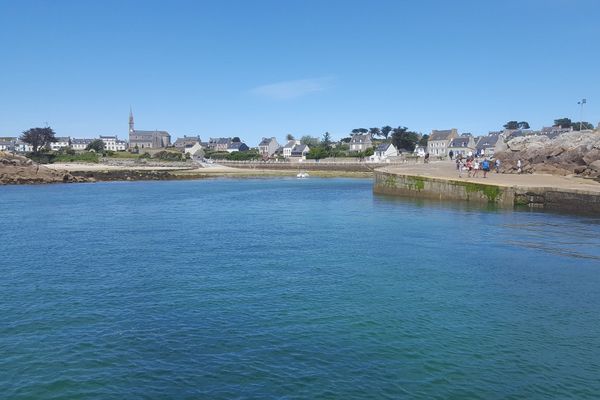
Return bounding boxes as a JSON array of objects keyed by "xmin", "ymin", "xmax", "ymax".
[{"xmin": 455, "ymin": 155, "xmax": 500, "ymax": 178}]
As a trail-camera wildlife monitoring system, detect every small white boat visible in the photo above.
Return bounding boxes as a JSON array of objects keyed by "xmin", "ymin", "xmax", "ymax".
[{"xmin": 296, "ymin": 172, "xmax": 310, "ymax": 179}]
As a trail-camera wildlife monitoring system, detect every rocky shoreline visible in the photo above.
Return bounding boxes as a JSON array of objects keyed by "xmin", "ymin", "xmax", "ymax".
[
  {"xmin": 495, "ymin": 130, "xmax": 600, "ymax": 181},
  {"xmin": 0, "ymin": 152, "xmax": 89, "ymax": 185}
]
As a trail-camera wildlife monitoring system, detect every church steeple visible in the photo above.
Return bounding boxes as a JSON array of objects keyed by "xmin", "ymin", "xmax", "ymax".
[{"xmin": 129, "ymin": 107, "xmax": 135, "ymax": 133}]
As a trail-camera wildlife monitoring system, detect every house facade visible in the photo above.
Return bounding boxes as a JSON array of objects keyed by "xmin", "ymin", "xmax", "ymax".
[
  {"xmin": 227, "ymin": 142, "xmax": 249, "ymax": 153},
  {"xmin": 174, "ymin": 135, "xmax": 201, "ymax": 149},
  {"xmin": 15, "ymin": 140, "xmax": 33, "ymax": 153},
  {"xmin": 447, "ymin": 136, "xmax": 476, "ymax": 157},
  {"xmin": 100, "ymin": 135, "xmax": 127, "ymax": 151},
  {"xmin": 427, "ymin": 129, "xmax": 458, "ymax": 157},
  {"xmin": 290, "ymin": 144, "xmax": 310, "ymax": 160},
  {"xmin": 0, "ymin": 140, "xmax": 15, "ymax": 152},
  {"xmin": 71, "ymin": 138, "xmax": 94, "ymax": 150},
  {"xmin": 50, "ymin": 137, "xmax": 71, "ymax": 151},
  {"xmin": 258, "ymin": 137, "xmax": 280, "ymax": 157},
  {"xmin": 283, "ymin": 140, "xmax": 300, "ymax": 158},
  {"xmin": 374, "ymin": 143, "xmax": 398, "ymax": 160},
  {"xmin": 184, "ymin": 142, "xmax": 204, "ymax": 159},
  {"xmin": 349, "ymin": 134, "xmax": 372, "ymax": 152},
  {"xmin": 208, "ymin": 138, "xmax": 232, "ymax": 151},
  {"xmin": 476, "ymin": 135, "xmax": 501, "ymax": 157}
]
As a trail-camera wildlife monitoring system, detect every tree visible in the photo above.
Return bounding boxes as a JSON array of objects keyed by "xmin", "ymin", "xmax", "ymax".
[
  {"xmin": 391, "ymin": 126, "xmax": 419, "ymax": 151},
  {"xmin": 380, "ymin": 126, "xmax": 393, "ymax": 139},
  {"xmin": 232, "ymin": 137, "xmax": 241, "ymax": 142},
  {"xmin": 518, "ymin": 121, "xmax": 530, "ymax": 129},
  {"xmin": 351, "ymin": 128, "xmax": 368, "ymax": 135},
  {"xmin": 503, "ymin": 121, "xmax": 519, "ymax": 130},
  {"xmin": 86, "ymin": 139, "xmax": 105, "ymax": 152},
  {"xmin": 418, "ymin": 134, "xmax": 429, "ymax": 147},
  {"xmin": 286, "ymin": 133, "xmax": 295, "ymax": 141},
  {"xmin": 554, "ymin": 118, "xmax": 572, "ymax": 128},
  {"xmin": 20, "ymin": 127, "xmax": 57, "ymax": 153},
  {"xmin": 322, "ymin": 132, "xmax": 332, "ymax": 150},
  {"xmin": 300, "ymin": 135, "xmax": 320, "ymax": 147},
  {"xmin": 339, "ymin": 137, "xmax": 351, "ymax": 143},
  {"xmin": 572, "ymin": 121, "xmax": 594, "ymax": 131},
  {"xmin": 369, "ymin": 127, "xmax": 381, "ymax": 138},
  {"xmin": 306, "ymin": 147, "xmax": 328, "ymax": 160}
]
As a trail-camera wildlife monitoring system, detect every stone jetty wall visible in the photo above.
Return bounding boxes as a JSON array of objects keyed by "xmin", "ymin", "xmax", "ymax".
[{"xmin": 373, "ymin": 170, "xmax": 600, "ymax": 214}]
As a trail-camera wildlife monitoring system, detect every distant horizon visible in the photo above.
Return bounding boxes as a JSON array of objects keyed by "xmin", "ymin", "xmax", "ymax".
[{"xmin": 1, "ymin": 0, "xmax": 599, "ymax": 142}]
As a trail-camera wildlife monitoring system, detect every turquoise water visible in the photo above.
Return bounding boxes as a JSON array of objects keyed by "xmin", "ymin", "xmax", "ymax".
[{"xmin": 1, "ymin": 178, "xmax": 599, "ymax": 399}]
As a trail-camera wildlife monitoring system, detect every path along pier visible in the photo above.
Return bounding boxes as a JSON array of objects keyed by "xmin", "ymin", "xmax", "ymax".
[{"xmin": 374, "ymin": 161, "xmax": 600, "ymax": 214}]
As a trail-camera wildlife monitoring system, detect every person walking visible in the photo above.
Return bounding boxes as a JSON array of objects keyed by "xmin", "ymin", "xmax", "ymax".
[
  {"xmin": 495, "ymin": 159, "xmax": 501, "ymax": 173},
  {"xmin": 482, "ymin": 158, "xmax": 490, "ymax": 178},
  {"xmin": 517, "ymin": 159, "xmax": 522, "ymax": 174},
  {"xmin": 472, "ymin": 159, "xmax": 480, "ymax": 177}
]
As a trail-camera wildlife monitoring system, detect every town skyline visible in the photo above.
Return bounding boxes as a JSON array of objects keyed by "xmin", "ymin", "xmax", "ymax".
[{"xmin": 1, "ymin": 1, "xmax": 599, "ymax": 142}]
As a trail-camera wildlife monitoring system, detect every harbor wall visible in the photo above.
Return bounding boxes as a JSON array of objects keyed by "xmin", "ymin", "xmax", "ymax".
[{"xmin": 373, "ymin": 170, "xmax": 600, "ymax": 214}]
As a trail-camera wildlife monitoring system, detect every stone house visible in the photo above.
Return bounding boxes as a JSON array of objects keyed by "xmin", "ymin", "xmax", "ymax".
[
  {"xmin": 258, "ymin": 137, "xmax": 280, "ymax": 157},
  {"xmin": 208, "ymin": 138, "xmax": 232, "ymax": 152},
  {"xmin": 290, "ymin": 144, "xmax": 310, "ymax": 160},
  {"xmin": 447, "ymin": 136, "xmax": 476, "ymax": 157},
  {"xmin": 174, "ymin": 135, "xmax": 201, "ymax": 149},
  {"xmin": 349, "ymin": 134, "xmax": 372, "ymax": 152},
  {"xmin": 427, "ymin": 129, "xmax": 458, "ymax": 157}
]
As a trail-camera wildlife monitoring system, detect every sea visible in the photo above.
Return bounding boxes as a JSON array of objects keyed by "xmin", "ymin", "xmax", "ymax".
[{"xmin": 1, "ymin": 178, "xmax": 599, "ymax": 399}]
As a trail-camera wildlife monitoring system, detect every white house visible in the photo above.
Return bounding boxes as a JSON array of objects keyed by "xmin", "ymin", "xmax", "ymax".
[
  {"xmin": 71, "ymin": 138, "xmax": 94, "ymax": 151},
  {"xmin": 100, "ymin": 135, "xmax": 127, "ymax": 151},
  {"xmin": 184, "ymin": 142, "xmax": 204, "ymax": 158},
  {"xmin": 0, "ymin": 140, "xmax": 15, "ymax": 152},
  {"xmin": 15, "ymin": 140, "xmax": 33, "ymax": 153},
  {"xmin": 50, "ymin": 137, "xmax": 71, "ymax": 151},
  {"xmin": 283, "ymin": 140, "xmax": 300, "ymax": 158},
  {"xmin": 374, "ymin": 142, "xmax": 398, "ymax": 160},
  {"xmin": 413, "ymin": 145, "xmax": 426, "ymax": 157}
]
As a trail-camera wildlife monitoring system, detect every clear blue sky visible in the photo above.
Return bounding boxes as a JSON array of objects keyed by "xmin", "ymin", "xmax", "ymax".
[{"xmin": 1, "ymin": 0, "xmax": 598, "ymax": 143}]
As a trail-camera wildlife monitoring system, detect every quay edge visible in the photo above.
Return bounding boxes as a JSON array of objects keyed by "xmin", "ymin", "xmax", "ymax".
[{"xmin": 373, "ymin": 170, "xmax": 600, "ymax": 214}]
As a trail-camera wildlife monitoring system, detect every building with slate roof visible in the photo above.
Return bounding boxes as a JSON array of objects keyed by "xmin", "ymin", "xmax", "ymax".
[
  {"xmin": 128, "ymin": 109, "xmax": 171, "ymax": 149},
  {"xmin": 227, "ymin": 142, "xmax": 250, "ymax": 153},
  {"xmin": 448, "ymin": 136, "xmax": 476, "ymax": 157},
  {"xmin": 476, "ymin": 135, "xmax": 501, "ymax": 157},
  {"xmin": 174, "ymin": 135, "xmax": 202, "ymax": 149},
  {"xmin": 258, "ymin": 137, "xmax": 280, "ymax": 157},
  {"xmin": 71, "ymin": 138, "xmax": 94, "ymax": 151},
  {"xmin": 427, "ymin": 129, "xmax": 458, "ymax": 157},
  {"xmin": 349, "ymin": 134, "xmax": 372, "ymax": 152}
]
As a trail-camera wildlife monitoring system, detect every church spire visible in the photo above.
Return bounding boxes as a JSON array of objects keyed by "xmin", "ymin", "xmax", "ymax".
[{"xmin": 129, "ymin": 107, "xmax": 134, "ymax": 133}]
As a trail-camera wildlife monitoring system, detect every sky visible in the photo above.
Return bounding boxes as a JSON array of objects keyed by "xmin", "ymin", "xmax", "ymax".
[{"xmin": 1, "ymin": 0, "xmax": 599, "ymax": 143}]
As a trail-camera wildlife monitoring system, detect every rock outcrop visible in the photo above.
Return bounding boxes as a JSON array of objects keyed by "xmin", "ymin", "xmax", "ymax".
[
  {"xmin": 495, "ymin": 130, "xmax": 600, "ymax": 178},
  {"xmin": 0, "ymin": 152, "xmax": 88, "ymax": 185}
]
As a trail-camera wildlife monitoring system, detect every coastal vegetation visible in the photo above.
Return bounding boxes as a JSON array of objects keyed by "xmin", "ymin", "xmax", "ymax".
[{"xmin": 20, "ymin": 127, "xmax": 57, "ymax": 153}]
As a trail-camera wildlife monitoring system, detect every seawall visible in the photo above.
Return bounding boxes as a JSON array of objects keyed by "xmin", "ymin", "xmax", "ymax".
[{"xmin": 373, "ymin": 169, "xmax": 600, "ymax": 214}]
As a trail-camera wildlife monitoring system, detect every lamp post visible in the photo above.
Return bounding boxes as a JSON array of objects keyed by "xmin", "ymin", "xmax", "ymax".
[{"xmin": 577, "ymin": 98, "xmax": 587, "ymax": 130}]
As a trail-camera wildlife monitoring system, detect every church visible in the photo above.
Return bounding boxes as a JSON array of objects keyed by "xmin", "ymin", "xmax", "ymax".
[{"xmin": 128, "ymin": 109, "xmax": 171, "ymax": 149}]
